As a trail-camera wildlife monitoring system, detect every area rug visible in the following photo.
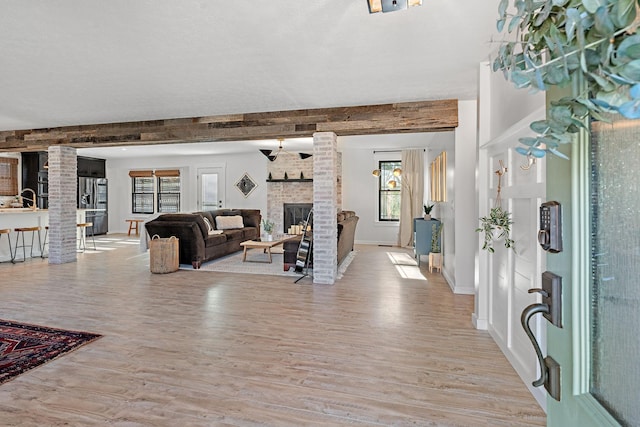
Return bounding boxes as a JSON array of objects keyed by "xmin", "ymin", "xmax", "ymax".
[
  {"xmin": 180, "ymin": 250, "xmax": 357, "ymax": 280},
  {"xmin": 180, "ymin": 251, "xmax": 302, "ymax": 277},
  {"xmin": 0, "ymin": 320, "xmax": 102, "ymax": 385}
]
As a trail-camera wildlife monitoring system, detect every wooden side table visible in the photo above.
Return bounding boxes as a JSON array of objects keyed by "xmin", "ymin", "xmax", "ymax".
[{"xmin": 126, "ymin": 219, "xmax": 145, "ymax": 236}]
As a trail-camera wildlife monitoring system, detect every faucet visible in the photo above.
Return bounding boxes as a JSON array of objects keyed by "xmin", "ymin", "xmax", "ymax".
[{"xmin": 20, "ymin": 188, "xmax": 37, "ymax": 210}]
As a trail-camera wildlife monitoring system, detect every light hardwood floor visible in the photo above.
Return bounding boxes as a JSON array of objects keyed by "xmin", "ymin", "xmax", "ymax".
[{"xmin": 0, "ymin": 236, "xmax": 545, "ymax": 426}]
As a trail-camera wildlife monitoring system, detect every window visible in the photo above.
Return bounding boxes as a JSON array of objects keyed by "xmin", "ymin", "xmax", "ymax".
[
  {"xmin": 130, "ymin": 171, "xmax": 154, "ymax": 214},
  {"xmin": 156, "ymin": 170, "xmax": 181, "ymax": 213},
  {"xmin": 129, "ymin": 169, "xmax": 181, "ymax": 214},
  {"xmin": 378, "ymin": 160, "xmax": 402, "ymax": 221},
  {"xmin": 0, "ymin": 157, "xmax": 18, "ymax": 196}
]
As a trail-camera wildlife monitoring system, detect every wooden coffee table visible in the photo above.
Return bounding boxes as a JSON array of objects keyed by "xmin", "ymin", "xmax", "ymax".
[{"xmin": 240, "ymin": 235, "xmax": 297, "ymax": 263}]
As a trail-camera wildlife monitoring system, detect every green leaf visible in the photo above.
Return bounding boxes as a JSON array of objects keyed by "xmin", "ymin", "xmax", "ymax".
[
  {"xmin": 565, "ymin": 8, "xmax": 580, "ymax": 43},
  {"xmin": 620, "ymin": 59, "xmax": 640, "ymax": 81},
  {"xmin": 546, "ymin": 65, "xmax": 569, "ymax": 84},
  {"xmin": 614, "ymin": 0, "xmax": 636, "ymax": 28},
  {"xmin": 594, "ymin": 6, "xmax": 614, "ymax": 37},
  {"xmin": 618, "ymin": 100, "xmax": 640, "ymax": 118},
  {"xmin": 629, "ymin": 83, "xmax": 640, "ymax": 99},
  {"xmin": 498, "ymin": 0, "xmax": 508, "ymax": 18},
  {"xmin": 616, "ymin": 35, "xmax": 640, "ymax": 60},
  {"xmin": 548, "ymin": 148, "xmax": 571, "ymax": 160},
  {"xmin": 511, "ymin": 70, "xmax": 532, "ymax": 88},
  {"xmin": 531, "ymin": 147, "xmax": 547, "ymax": 157},
  {"xmin": 508, "ymin": 15, "xmax": 521, "ymax": 32},
  {"xmin": 530, "ymin": 120, "xmax": 551, "ymax": 133},
  {"xmin": 519, "ymin": 137, "xmax": 539, "ymax": 146},
  {"xmin": 582, "ymin": 0, "xmax": 603, "ymax": 15},
  {"xmin": 497, "ymin": 18, "xmax": 506, "ymax": 32},
  {"xmin": 549, "ymin": 105, "xmax": 574, "ymax": 126}
]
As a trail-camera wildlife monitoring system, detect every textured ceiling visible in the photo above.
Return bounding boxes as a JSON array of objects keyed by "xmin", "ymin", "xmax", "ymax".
[{"xmin": 0, "ymin": 0, "xmax": 501, "ymax": 156}]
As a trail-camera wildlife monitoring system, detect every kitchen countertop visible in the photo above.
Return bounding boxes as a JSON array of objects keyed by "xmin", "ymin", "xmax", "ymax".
[
  {"xmin": 0, "ymin": 208, "xmax": 105, "ymax": 213},
  {"xmin": 0, "ymin": 208, "xmax": 45, "ymax": 213}
]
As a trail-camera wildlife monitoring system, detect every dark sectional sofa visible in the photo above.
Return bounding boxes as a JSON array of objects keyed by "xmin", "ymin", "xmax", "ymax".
[
  {"xmin": 145, "ymin": 209, "xmax": 261, "ymax": 269},
  {"xmin": 283, "ymin": 210, "xmax": 358, "ymax": 271}
]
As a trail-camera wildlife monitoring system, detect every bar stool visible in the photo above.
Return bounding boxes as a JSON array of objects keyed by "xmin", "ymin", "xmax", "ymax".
[
  {"xmin": 0, "ymin": 229, "xmax": 14, "ymax": 263},
  {"xmin": 41, "ymin": 225, "xmax": 49, "ymax": 258},
  {"xmin": 12, "ymin": 226, "xmax": 42, "ymax": 263},
  {"xmin": 77, "ymin": 222, "xmax": 96, "ymax": 252}
]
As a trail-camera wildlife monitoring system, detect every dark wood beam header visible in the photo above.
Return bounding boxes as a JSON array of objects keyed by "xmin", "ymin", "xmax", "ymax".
[{"xmin": 0, "ymin": 99, "xmax": 458, "ymax": 152}]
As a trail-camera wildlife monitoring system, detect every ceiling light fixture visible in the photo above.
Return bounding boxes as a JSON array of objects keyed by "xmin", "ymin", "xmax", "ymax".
[
  {"xmin": 259, "ymin": 138, "xmax": 312, "ymax": 162},
  {"xmin": 367, "ymin": 0, "xmax": 422, "ymax": 13}
]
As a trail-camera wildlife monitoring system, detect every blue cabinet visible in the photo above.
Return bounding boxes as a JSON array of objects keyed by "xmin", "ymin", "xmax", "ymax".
[{"xmin": 413, "ymin": 218, "xmax": 441, "ymax": 265}]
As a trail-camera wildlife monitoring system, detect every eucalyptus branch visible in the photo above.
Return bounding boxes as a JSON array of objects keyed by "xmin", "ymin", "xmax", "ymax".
[{"xmin": 494, "ymin": 0, "xmax": 640, "ymax": 158}]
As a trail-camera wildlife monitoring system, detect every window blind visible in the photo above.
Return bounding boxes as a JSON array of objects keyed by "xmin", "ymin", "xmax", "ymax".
[
  {"xmin": 0, "ymin": 157, "xmax": 18, "ymax": 196},
  {"xmin": 128, "ymin": 170, "xmax": 153, "ymax": 177}
]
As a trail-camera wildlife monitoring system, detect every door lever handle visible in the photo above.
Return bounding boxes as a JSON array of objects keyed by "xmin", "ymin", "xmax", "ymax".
[
  {"xmin": 528, "ymin": 288, "xmax": 549, "ymax": 297},
  {"xmin": 521, "ymin": 303, "xmax": 549, "ymax": 387}
]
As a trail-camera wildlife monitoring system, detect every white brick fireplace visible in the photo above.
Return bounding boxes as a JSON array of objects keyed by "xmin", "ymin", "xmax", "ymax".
[{"xmin": 265, "ymin": 149, "xmax": 342, "ymax": 236}]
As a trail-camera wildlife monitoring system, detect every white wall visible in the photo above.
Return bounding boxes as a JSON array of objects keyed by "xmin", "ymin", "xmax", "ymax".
[
  {"xmin": 339, "ymin": 133, "xmax": 454, "ymax": 246},
  {"xmin": 105, "ymin": 152, "xmax": 268, "ymax": 233},
  {"xmin": 477, "ymin": 61, "xmax": 547, "ymax": 408}
]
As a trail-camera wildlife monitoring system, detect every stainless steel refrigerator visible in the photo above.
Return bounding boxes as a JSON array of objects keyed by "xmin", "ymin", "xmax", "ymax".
[{"xmin": 78, "ymin": 177, "xmax": 108, "ymax": 235}]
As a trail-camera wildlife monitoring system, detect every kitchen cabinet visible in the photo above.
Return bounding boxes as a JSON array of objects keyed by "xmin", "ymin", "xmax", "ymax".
[
  {"xmin": 22, "ymin": 153, "xmax": 106, "ymax": 211},
  {"xmin": 413, "ymin": 218, "xmax": 441, "ymax": 266}
]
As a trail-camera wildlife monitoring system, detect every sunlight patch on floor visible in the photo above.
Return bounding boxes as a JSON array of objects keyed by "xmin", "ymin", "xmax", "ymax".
[{"xmin": 386, "ymin": 251, "xmax": 426, "ymax": 280}]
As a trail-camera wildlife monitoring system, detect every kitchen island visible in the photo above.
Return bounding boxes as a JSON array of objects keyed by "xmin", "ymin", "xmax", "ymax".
[{"xmin": 0, "ymin": 209, "xmax": 89, "ymax": 262}]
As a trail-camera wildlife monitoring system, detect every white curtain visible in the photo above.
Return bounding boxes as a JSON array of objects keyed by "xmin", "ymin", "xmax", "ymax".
[{"xmin": 398, "ymin": 149, "xmax": 424, "ymax": 247}]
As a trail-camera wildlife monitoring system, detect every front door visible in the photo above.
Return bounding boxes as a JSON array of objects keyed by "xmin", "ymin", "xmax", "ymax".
[
  {"xmin": 546, "ymin": 111, "xmax": 639, "ymax": 425},
  {"xmin": 197, "ymin": 167, "xmax": 225, "ymax": 211}
]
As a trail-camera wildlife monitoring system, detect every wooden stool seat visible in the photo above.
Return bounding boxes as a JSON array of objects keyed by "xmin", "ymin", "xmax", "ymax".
[
  {"xmin": 15, "ymin": 226, "xmax": 41, "ymax": 232},
  {"xmin": 126, "ymin": 219, "xmax": 144, "ymax": 236}
]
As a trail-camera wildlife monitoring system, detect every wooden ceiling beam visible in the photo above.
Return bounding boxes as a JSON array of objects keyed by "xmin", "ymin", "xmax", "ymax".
[{"xmin": 0, "ymin": 99, "xmax": 458, "ymax": 152}]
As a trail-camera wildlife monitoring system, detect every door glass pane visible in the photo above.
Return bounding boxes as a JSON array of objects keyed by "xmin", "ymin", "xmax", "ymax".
[
  {"xmin": 590, "ymin": 116, "xmax": 640, "ymax": 426},
  {"xmin": 201, "ymin": 173, "xmax": 218, "ymax": 210}
]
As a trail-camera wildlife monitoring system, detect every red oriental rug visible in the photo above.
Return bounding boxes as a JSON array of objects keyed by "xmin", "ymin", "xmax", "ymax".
[{"xmin": 0, "ymin": 319, "xmax": 101, "ymax": 385}]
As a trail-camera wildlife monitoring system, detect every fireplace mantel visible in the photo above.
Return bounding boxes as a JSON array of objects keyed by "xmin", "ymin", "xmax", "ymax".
[{"xmin": 266, "ymin": 178, "xmax": 313, "ymax": 183}]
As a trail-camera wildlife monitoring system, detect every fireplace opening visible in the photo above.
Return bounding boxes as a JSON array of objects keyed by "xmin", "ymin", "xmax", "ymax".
[{"xmin": 283, "ymin": 203, "xmax": 313, "ymax": 233}]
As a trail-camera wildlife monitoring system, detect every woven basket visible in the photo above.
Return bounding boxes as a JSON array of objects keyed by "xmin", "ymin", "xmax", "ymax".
[{"xmin": 149, "ymin": 235, "xmax": 179, "ymax": 274}]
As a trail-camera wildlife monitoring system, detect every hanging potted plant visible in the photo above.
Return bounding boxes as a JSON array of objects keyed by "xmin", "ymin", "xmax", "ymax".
[
  {"xmin": 476, "ymin": 206, "xmax": 515, "ymax": 253},
  {"xmin": 477, "ymin": 160, "xmax": 515, "ymax": 253}
]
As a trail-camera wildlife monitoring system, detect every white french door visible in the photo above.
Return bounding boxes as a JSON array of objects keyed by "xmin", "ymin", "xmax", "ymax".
[
  {"xmin": 546, "ymin": 112, "xmax": 639, "ymax": 426},
  {"xmin": 197, "ymin": 167, "xmax": 225, "ymax": 211}
]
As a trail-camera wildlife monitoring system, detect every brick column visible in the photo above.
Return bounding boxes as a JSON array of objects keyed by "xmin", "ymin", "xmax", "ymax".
[
  {"xmin": 312, "ymin": 132, "xmax": 338, "ymax": 284},
  {"xmin": 47, "ymin": 146, "xmax": 77, "ymax": 264}
]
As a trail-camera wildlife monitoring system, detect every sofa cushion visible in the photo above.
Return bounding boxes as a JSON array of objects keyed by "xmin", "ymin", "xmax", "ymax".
[
  {"xmin": 223, "ymin": 229, "xmax": 245, "ymax": 241},
  {"xmin": 204, "ymin": 234, "xmax": 227, "ymax": 247},
  {"xmin": 216, "ymin": 215, "xmax": 244, "ymax": 230},
  {"xmin": 242, "ymin": 227, "xmax": 259, "ymax": 240}
]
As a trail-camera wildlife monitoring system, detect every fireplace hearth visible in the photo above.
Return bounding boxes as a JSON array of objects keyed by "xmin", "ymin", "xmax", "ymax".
[{"xmin": 283, "ymin": 203, "xmax": 312, "ymax": 233}]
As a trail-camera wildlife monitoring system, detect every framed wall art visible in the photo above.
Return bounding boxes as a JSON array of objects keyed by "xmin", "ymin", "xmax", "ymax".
[{"xmin": 235, "ymin": 172, "xmax": 257, "ymax": 198}]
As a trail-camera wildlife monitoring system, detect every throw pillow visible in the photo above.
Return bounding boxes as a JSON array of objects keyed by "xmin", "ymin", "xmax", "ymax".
[
  {"xmin": 203, "ymin": 217, "xmax": 216, "ymax": 235},
  {"xmin": 215, "ymin": 215, "xmax": 244, "ymax": 230}
]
